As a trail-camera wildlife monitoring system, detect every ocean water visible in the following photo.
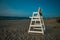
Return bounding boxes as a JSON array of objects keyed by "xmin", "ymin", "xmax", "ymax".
[{"xmin": 0, "ymin": 16, "xmax": 30, "ymax": 20}]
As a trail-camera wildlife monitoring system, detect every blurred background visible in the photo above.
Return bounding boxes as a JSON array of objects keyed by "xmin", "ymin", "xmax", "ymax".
[{"xmin": 0, "ymin": 0, "xmax": 60, "ymax": 18}]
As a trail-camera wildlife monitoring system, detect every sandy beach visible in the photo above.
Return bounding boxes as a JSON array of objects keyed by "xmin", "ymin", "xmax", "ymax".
[{"xmin": 0, "ymin": 18, "xmax": 60, "ymax": 40}]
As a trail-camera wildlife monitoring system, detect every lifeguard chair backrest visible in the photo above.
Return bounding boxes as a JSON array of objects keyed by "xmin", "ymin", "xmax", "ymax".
[{"xmin": 38, "ymin": 7, "xmax": 42, "ymax": 16}]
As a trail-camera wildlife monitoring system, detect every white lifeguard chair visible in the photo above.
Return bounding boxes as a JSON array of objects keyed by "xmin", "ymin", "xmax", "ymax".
[{"xmin": 28, "ymin": 7, "xmax": 45, "ymax": 35}]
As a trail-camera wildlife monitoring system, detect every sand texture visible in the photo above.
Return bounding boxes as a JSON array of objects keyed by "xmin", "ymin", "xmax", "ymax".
[{"xmin": 0, "ymin": 18, "xmax": 60, "ymax": 40}]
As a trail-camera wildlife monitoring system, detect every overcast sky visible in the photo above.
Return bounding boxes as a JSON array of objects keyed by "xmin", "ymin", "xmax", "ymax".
[{"xmin": 0, "ymin": 0, "xmax": 60, "ymax": 18}]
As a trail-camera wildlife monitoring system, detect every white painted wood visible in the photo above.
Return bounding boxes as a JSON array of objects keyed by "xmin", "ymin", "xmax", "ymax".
[
  {"xmin": 28, "ymin": 31, "xmax": 43, "ymax": 33},
  {"xmin": 28, "ymin": 7, "xmax": 45, "ymax": 35},
  {"xmin": 30, "ymin": 24, "xmax": 42, "ymax": 27}
]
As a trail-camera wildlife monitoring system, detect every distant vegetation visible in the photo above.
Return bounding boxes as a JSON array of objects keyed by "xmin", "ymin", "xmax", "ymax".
[{"xmin": 0, "ymin": 16, "xmax": 29, "ymax": 20}]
